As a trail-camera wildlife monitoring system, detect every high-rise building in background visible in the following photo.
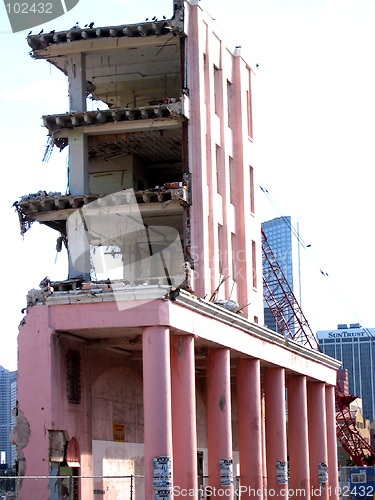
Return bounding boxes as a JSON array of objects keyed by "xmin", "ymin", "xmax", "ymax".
[
  {"xmin": 10, "ymin": 370, "xmax": 18, "ymax": 467},
  {"xmin": 261, "ymin": 216, "xmax": 300, "ymax": 332},
  {"xmin": 0, "ymin": 366, "xmax": 17, "ymax": 469},
  {"xmin": 317, "ymin": 324, "xmax": 375, "ymax": 421}
]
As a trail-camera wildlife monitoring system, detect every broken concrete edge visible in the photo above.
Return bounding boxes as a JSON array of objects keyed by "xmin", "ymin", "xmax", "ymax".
[
  {"xmin": 42, "ymin": 101, "xmax": 184, "ymax": 134},
  {"xmin": 10, "ymin": 409, "xmax": 75, "ymax": 481},
  {"xmin": 25, "ymin": 280, "xmax": 192, "ymax": 308},
  {"xmin": 13, "ymin": 184, "xmax": 191, "ymax": 235},
  {"xmin": 10, "ymin": 408, "xmax": 31, "ymax": 479}
]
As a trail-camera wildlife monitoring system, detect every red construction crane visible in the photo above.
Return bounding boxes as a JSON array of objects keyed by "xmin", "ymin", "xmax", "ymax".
[{"xmin": 261, "ymin": 229, "xmax": 375, "ymax": 466}]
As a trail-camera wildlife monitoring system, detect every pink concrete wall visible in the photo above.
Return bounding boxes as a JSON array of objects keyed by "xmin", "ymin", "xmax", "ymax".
[
  {"xmin": 17, "ymin": 305, "xmax": 52, "ymax": 500},
  {"xmin": 91, "ymin": 366, "xmax": 144, "ymax": 443},
  {"xmin": 186, "ymin": 0, "xmax": 211, "ymax": 299},
  {"xmin": 18, "ymin": 303, "xmax": 149, "ymax": 499},
  {"xmin": 185, "ymin": 1, "xmax": 263, "ymax": 323}
]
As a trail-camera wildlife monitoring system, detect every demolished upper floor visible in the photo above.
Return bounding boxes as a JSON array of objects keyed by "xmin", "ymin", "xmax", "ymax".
[{"xmin": 26, "ymin": 0, "xmax": 186, "ymax": 115}]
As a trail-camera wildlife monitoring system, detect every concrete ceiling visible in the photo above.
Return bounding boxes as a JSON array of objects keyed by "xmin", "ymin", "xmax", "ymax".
[
  {"xmin": 86, "ymin": 41, "xmax": 180, "ymax": 85},
  {"xmin": 88, "ymin": 127, "xmax": 182, "ymax": 165}
]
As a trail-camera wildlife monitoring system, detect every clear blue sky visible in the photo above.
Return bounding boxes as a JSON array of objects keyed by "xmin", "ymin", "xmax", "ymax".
[{"xmin": 1, "ymin": 0, "xmax": 374, "ymax": 370}]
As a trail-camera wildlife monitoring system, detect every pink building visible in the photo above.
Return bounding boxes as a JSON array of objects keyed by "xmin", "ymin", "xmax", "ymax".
[{"xmin": 14, "ymin": 1, "xmax": 341, "ymax": 498}]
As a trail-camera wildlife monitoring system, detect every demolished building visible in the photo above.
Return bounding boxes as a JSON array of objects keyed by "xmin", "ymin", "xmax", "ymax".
[{"xmin": 14, "ymin": 1, "xmax": 341, "ymax": 499}]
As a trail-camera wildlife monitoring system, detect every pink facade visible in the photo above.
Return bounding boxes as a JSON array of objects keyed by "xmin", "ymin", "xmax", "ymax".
[
  {"xmin": 15, "ymin": 0, "xmax": 341, "ymax": 498},
  {"xmin": 16, "ymin": 296, "xmax": 340, "ymax": 499}
]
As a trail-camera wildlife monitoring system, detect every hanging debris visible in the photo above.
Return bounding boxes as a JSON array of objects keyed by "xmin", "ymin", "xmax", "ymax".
[
  {"xmin": 42, "ymin": 136, "xmax": 55, "ymax": 162},
  {"xmin": 13, "ymin": 201, "xmax": 33, "ymax": 235}
]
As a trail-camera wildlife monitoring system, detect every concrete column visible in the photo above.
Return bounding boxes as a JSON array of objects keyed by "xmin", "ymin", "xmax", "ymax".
[
  {"xmin": 288, "ymin": 375, "xmax": 310, "ymax": 499},
  {"xmin": 171, "ymin": 335, "xmax": 198, "ymax": 497},
  {"xmin": 237, "ymin": 358, "xmax": 263, "ymax": 498},
  {"xmin": 143, "ymin": 326, "xmax": 173, "ymax": 499},
  {"xmin": 207, "ymin": 348, "xmax": 233, "ymax": 499},
  {"xmin": 264, "ymin": 367, "xmax": 288, "ymax": 498},
  {"xmin": 307, "ymin": 382, "xmax": 328, "ymax": 500},
  {"xmin": 67, "ymin": 52, "xmax": 87, "ymax": 112},
  {"xmin": 325, "ymin": 385, "xmax": 339, "ymax": 500},
  {"xmin": 66, "ymin": 201, "xmax": 90, "ymax": 281},
  {"xmin": 68, "ymin": 129, "xmax": 89, "ymax": 195},
  {"xmin": 67, "ymin": 128, "xmax": 90, "ymax": 279},
  {"xmin": 261, "ymin": 391, "xmax": 267, "ymax": 493}
]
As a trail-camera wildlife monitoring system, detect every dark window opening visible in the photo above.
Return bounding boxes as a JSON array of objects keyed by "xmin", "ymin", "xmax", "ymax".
[{"xmin": 67, "ymin": 351, "xmax": 81, "ymax": 404}]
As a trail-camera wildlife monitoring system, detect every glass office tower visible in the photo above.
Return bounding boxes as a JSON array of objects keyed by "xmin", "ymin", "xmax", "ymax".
[
  {"xmin": 262, "ymin": 216, "xmax": 300, "ymax": 333},
  {"xmin": 317, "ymin": 324, "xmax": 375, "ymax": 421}
]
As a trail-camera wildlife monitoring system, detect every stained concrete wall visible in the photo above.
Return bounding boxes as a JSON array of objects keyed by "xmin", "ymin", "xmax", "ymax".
[{"xmin": 92, "ymin": 441, "xmax": 144, "ymax": 500}]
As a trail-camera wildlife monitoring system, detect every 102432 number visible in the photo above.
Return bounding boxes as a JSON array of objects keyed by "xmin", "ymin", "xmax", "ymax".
[
  {"xmin": 5, "ymin": 2, "xmax": 53, "ymax": 14},
  {"xmin": 350, "ymin": 485, "xmax": 375, "ymax": 497}
]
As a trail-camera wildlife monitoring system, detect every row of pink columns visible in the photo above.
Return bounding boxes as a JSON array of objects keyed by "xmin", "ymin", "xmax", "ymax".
[{"xmin": 142, "ymin": 327, "xmax": 339, "ymax": 500}]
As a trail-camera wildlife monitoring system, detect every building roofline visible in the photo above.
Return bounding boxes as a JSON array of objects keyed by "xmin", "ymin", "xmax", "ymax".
[
  {"xmin": 27, "ymin": 19, "xmax": 182, "ymax": 53},
  {"xmin": 27, "ymin": 284, "xmax": 342, "ymax": 373},
  {"xmin": 172, "ymin": 289, "xmax": 342, "ymax": 371}
]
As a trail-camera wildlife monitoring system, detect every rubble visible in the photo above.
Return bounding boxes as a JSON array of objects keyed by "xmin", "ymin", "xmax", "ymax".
[
  {"xmin": 213, "ymin": 299, "xmax": 241, "ymax": 313},
  {"xmin": 14, "ymin": 185, "xmax": 190, "ymax": 235}
]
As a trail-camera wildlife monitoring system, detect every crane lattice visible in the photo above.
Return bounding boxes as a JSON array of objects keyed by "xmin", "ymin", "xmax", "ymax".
[{"xmin": 261, "ymin": 229, "xmax": 375, "ymax": 466}]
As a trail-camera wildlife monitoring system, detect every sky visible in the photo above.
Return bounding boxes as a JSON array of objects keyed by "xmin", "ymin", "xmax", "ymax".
[{"xmin": 0, "ymin": 0, "xmax": 374, "ymax": 371}]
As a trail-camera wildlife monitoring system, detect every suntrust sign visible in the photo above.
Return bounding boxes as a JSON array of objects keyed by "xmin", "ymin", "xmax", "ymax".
[
  {"xmin": 327, "ymin": 331, "xmax": 366, "ymax": 339},
  {"xmin": 317, "ymin": 329, "xmax": 373, "ymax": 340}
]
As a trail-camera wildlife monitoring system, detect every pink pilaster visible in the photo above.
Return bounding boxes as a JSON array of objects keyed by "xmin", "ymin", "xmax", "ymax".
[
  {"xmin": 264, "ymin": 367, "xmax": 288, "ymax": 498},
  {"xmin": 307, "ymin": 383, "xmax": 328, "ymax": 500},
  {"xmin": 288, "ymin": 375, "xmax": 310, "ymax": 499},
  {"xmin": 207, "ymin": 348, "xmax": 233, "ymax": 499},
  {"xmin": 232, "ymin": 55, "xmax": 249, "ymax": 316},
  {"xmin": 143, "ymin": 326, "xmax": 173, "ymax": 498},
  {"xmin": 237, "ymin": 358, "xmax": 263, "ymax": 498},
  {"xmin": 171, "ymin": 335, "xmax": 198, "ymax": 497},
  {"xmin": 325, "ymin": 385, "xmax": 339, "ymax": 500},
  {"xmin": 17, "ymin": 305, "xmax": 52, "ymax": 500}
]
